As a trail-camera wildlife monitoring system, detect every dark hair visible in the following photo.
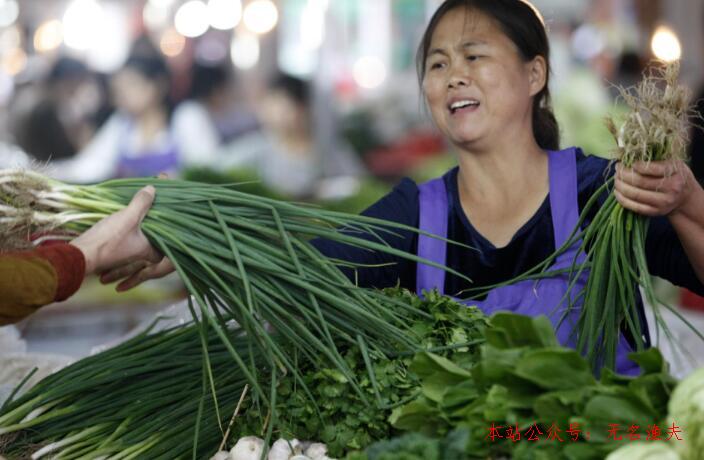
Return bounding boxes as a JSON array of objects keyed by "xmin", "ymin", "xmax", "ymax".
[
  {"xmin": 121, "ymin": 54, "xmax": 173, "ymax": 114},
  {"xmin": 188, "ymin": 63, "xmax": 233, "ymax": 100},
  {"xmin": 123, "ymin": 54, "xmax": 171, "ymax": 83},
  {"xmin": 269, "ymin": 73, "xmax": 310, "ymax": 107},
  {"xmin": 47, "ymin": 56, "xmax": 89, "ymax": 84},
  {"xmin": 416, "ymin": 0, "xmax": 560, "ymax": 150}
]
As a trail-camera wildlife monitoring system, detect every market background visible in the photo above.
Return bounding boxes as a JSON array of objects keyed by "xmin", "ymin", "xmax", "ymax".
[{"xmin": 0, "ymin": 0, "xmax": 703, "ymax": 378}]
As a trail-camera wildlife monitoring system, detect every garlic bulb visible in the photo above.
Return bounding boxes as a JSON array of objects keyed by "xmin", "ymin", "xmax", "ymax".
[
  {"xmin": 268, "ymin": 438, "xmax": 303, "ymax": 459},
  {"xmin": 230, "ymin": 436, "xmax": 266, "ymax": 460},
  {"xmin": 304, "ymin": 443, "xmax": 329, "ymax": 460}
]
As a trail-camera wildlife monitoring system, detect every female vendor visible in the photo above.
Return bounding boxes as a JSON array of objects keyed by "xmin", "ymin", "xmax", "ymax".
[{"xmin": 106, "ymin": 0, "xmax": 704, "ymax": 374}]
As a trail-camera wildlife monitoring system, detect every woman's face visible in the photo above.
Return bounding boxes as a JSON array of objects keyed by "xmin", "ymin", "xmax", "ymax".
[
  {"xmin": 111, "ymin": 68, "xmax": 164, "ymax": 116},
  {"xmin": 422, "ymin": 7, "xmax": 546, "ymax": 150},
  {"xmin": 259, "ymin": 89, "xmax": 307, "ymax": 136}
]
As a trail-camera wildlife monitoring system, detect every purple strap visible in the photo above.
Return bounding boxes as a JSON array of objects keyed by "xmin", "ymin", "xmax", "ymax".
[
  {"xmin": 416, "ymin": 178, "xmax": 448, "ymax": 296},
  {"xmin": 548, "ymin": 148, "xmax": 581, "ymax": 267},
  {"xmin": 416, "ymin": 148, "xmax": 581, "ymax": 295}
]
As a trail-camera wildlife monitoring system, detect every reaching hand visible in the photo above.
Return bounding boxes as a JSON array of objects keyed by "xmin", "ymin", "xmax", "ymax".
[
  {"xmin": 100, "ymin": 257, "xmax": 176, "ymax": 292},
  {"xmin": 69, "ymin": 186, "xmax": 162, "ymax": 276}
]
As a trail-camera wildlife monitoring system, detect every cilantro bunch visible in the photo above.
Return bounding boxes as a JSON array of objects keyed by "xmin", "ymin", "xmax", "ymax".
[{"xmin": 235, "ymin": 288, "xmax": 488, "ymax": 457}]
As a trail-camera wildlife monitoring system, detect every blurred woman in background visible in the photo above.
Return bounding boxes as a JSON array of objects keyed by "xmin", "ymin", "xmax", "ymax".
[
  {"xmin": 52, "ymin": 48, "xmax": 186, "ymax": 182},
  {"xmin": 172, "ymin": 62, "xmax": 259, "ymax": 166},
  {"xmin": 221, "ymin": 73, "xmax": 363, "ymax": 198},
  {"xmin": 10, "ymin": 57, "xmax": 109, "ymax": 163}
]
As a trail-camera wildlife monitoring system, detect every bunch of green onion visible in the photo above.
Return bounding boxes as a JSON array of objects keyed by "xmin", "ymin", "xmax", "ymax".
[
  {"xmin": 0, "ymin": 168, "xmax": 469, "ymax": 457},
  {"xmin": 567, "ymin": 61, "xmax": 699, "ymax": 370},
  {"xmin": 0, "ymin": 320, "xmax": 256, "ymax": 459}
]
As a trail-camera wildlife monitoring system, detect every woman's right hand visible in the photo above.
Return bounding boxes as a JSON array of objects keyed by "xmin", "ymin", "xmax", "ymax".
[{"xmin": 100, "ymin": 257, "xmax": 176, "ymax": 292}]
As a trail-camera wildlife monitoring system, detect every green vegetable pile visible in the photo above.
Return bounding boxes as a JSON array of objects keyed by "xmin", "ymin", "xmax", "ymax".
[
  {"xmin": 234, "ymin": 288, "xmax": 488, "ymax": 458},
  {"xmin": 348, "ymin": 313, "xmax": 678, "ymax": 460},
  {"xmin": 0, "ymin": 289, "xmax": 487, "ymax": 459}
]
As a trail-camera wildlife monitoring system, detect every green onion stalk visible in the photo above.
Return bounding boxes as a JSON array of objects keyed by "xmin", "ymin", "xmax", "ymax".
[
  {"xmin": 0, "ymin": 319, "xmax": 258, "ymax": 459},
  {"xmin": 0, "ymin": 168, "xmax": 470, "ymax": 456},
  {"xmin": 463, "ymin": 61, "xmax": 701, "ymax": 372}
]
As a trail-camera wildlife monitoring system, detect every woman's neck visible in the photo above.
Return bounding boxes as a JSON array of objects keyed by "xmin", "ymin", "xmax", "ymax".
[
  {"xmin": 276, "ymin": 126, "xmax": 313, "ymax": 155},
  {"xmin": 136, "ymin": 107, "xmax": 168, "ymax": 146},
  {"xmin": 454, "ymin": 139, "xmax": 550, "ymax": 248},
  {"xmin": 456, "ymin": 139, "xmax": 548, "ymax": 204}
]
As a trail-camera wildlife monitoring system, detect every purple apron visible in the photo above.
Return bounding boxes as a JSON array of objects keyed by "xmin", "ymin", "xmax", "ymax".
[
  {"xmin": 116, "ymin": 123, "xmax": 180, "ymax": 178},
  {"xmin": 416, "ymin": 148, "xmax": 639, "ymax": 376}
]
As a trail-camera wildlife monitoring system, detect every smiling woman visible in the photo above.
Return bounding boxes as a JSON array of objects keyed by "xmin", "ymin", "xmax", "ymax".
[{"xmin": 310, "ymin": 0, "xmax": 704, "ymax": 375}]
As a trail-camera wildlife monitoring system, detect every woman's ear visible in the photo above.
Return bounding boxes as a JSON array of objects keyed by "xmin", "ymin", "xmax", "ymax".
[{"xmin": 526, "ymin": 55, "xmax": 547, "ymax": 97}]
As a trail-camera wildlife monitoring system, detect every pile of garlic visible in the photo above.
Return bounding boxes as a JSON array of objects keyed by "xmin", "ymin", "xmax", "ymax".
[{"xmin": 210, "ymin": 437, "xmax": 335, "ymax": 460}]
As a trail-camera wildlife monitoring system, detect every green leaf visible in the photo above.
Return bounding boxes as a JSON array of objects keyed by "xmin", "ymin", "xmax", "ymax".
[
  {"xmin": 628, "ymin": 373, "xmax": 677, "ymax": 416},
  {"xmin": 627, "ymin": 348, "xmax": 667, "ymax": 375},
  {"xmin": 514, "ymin": 348, "xmax": 596, "ymax": 390},
  {"xmin": 440, "ymin": 427, "xmax": 471, "ymax": 460},
  {"xmin": 579, "ymin": 392, "xmax": 658, "ymax": 442},
  {"xmin": 533, "ymin": 392, "xmax": 578, "ymax": 427},
  {"xmin": 562, "ymin": 442, "xmax": 610, "ymax": 460},
  {"xmin": 473, "ymin": 346, "xmax": 524, "ymax": 384},
  {"xmin": 599, "ymin": 367, "xmax": 634, "ymax": 386},
  {"xmin": 488, "ymin": 313, "xmax": 559, "ymax": 348},
  {"xmin": 440, "ymin": 380, "xmax": 479, "ymax": 411},
  {"xmin": 389, "ymin": 400, "xmax": 445, "ymax": 435},
  {"xmin": 410, "ymin": 353, "xmax": 472, "ymax": 403}
]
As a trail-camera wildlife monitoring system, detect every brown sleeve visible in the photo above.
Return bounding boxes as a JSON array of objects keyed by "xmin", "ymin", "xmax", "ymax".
[
  {"xmin": 35, "ymin": 244, "xmax": 86, "ymax": 301},
  {"xmin": 0, "ymin": 244, "xmax": 85, "ymax": 325}
]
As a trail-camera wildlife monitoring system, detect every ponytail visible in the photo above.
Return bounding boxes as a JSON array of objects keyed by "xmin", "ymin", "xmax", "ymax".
[{"xmin": 532, "ymin": 94, "xmax": 560, "ymax": 150}]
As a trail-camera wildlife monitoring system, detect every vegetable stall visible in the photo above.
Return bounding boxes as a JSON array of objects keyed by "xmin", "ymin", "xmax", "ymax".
[{"xmin": 1, "ymin": 61, "xmax": 703, "ymax": 460}]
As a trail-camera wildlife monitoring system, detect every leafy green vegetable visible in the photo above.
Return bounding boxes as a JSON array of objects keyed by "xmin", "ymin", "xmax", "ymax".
[{"xmin": 386, "ymin": 313, "xmax": 677, "ymax": 460}]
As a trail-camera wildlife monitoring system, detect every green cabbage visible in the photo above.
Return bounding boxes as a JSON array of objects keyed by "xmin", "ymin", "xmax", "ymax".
[
  {"xmin": 605, "ymin": 442, "xmax": 680, "ymax": 460},
  {"xmin": 667, "ymin": 367, "xmax": 704, "ymax": 460}
]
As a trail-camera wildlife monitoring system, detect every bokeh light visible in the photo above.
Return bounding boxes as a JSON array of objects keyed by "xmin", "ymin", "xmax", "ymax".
[
  {"xmin": 174, "ymin": 0, "xmax": 209, "ymax": 38},
  {"xmin": 230, "ymin": 32, "xmax": 259, "ymax": 69},
  {"xmin": 651, "ymin": 26, "xmax": 682, "ymax": 63},
  {"xmin": 243, "ymin": 0, "xmax": 278, "ymax": 35},
  {"xmin": 34, "ymin": 20, "xmax": 64, "ymax": 53},
  {"xmin": 160, "ymin": 27, "xmax": 186, "ymax": 57},
  {"xmin": 353, "ymin": 56, "xmax": 387, "ymax": 90},
  {"xmin": 207, "ymin": 0, "xmax": 241, "ymax": 31}
]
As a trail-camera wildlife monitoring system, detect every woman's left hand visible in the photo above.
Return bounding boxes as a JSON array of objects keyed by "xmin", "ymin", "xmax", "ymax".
[{"xmin": 614, "ymin": 160, "xmax": 697, "ymax": 217}]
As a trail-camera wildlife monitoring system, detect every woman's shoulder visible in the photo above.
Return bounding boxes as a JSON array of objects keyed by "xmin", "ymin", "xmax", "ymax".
[
  {"xmin": 361, "ymin": 177, "xmax": 420, "ymax": 225},
  {"xmin": 573, "ymin": 147, "xmax": 614, "ymax": 185}
]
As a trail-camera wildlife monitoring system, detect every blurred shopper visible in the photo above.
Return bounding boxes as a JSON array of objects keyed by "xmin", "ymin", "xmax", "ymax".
[
  {"xmin": 10, "ymin": 57, "xmax": 109, "ymax": 163},
  {"xmin": 171, "ymin": 62, "xmax": 258, "ymax": 165},
  {"xmin": 222, "ymin": 73, "xmax": 363, "ymax": 198},
  {"xmin": 52, "ymin": 48, "xmax": 193, "ymax": 182}
]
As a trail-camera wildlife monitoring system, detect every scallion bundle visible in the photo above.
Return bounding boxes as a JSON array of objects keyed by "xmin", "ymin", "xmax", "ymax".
[
  {"xmin": 0, "ymin": 320, "xmax": 256, "ymax": 459},
  {"xmin": 0, "ymin": 169, "xmax": 470, "ymax": 457}
]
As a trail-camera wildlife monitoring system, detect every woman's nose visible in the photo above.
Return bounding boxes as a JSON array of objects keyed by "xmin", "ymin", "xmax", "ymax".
[{"xmin": 447, "ymin": 65, "xmax": 471, "ymax": 88}]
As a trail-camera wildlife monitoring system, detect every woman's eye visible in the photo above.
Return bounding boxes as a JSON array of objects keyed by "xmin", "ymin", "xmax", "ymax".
[
  {"xmin": 467, "ymin": 55, "xmax": 480, "ymax": 61},
  {"xmin": 429, "ymin": 62, "xmax": 444, "ymax": 70}
]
